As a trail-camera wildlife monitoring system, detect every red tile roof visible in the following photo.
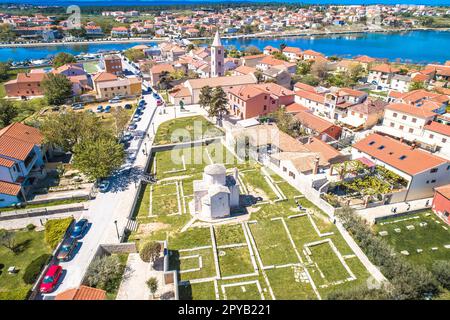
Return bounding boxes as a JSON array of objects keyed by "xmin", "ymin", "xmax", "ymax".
[
  {"xmin": 353, "ymin": 133, "xmax": 448, "ymax": 176},
  {"xmin": 0, "ymin": 157, "xmax": 15, "ymax": 168},
  {"xmin": 424, "ymin": 121, "xmax": 450, "ymax": 137},
  {"xmin": 435, "ymin": 184, "xmax": 450, "ymax": 199},
  {"xmin": 294, "ymin": 110, "xmax": 336, "ymax": 133},
  {"xmin": 385, "ymin": 102, "xmax": 437, "ymax": 119},
  {"xmin": 0, "ymin": 180, "xmax": 21, "ymax": 196},
  {"xmin": 55, "ymin": 285, "xmax": 106, "ymax": 300},
  {"xmin": 285, "ymin": 102, "xmax": 309, "ymax": 114}
]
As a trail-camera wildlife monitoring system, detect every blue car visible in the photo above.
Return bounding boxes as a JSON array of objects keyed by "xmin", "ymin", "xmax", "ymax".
[
  {"xmin": 96, "ymin": 105, "xmax": 103, "ymax": 113},
  {"xmin": 124, "ymin": 104, "xmax": 132, "ymax": 110},
  {"xmin": 71, "ymin": 219, "xmax": 89, "ymax": 239},
  {"xmin": 152, "ymin": 93, "xmax": 159, "ymax": 99},
  {"xmin": 104, "ymin": 105, "xmax": 112, "ymax": 113}
]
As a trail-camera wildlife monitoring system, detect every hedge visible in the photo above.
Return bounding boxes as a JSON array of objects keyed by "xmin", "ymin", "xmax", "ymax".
[
  {"xmin": 44, "ymin": 217, "xmax": 74, "ymax": 249},
  {"xmin": 22, "ymin": 253, "xmax": 52, "ymax": 285}
]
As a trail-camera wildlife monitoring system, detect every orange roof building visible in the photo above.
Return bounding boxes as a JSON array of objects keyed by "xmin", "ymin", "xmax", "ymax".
[{"xmin": 55, "ymin": 286, "xmax": 106, "ymax": 300}]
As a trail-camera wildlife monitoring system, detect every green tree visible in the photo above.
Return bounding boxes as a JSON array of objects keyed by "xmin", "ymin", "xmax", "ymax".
[
  {"xmin": 0, "ymin": 99, "xmax": 18, "ymax": 127},
  {"xmin": 199, "ymin": 86, "xmax": 213, "ymax": 109},
  {"xmin": 85, "ymin": 255, "xmax": 125, "ymax": 292},
  {"xmin": 157, "ymin": 71, "xmax": 173, "ymax": 91},
  {"xmin": 146, "ymin": 277, "xmax": 158, "ymax": 299},
  {"xmin": 39, "ymin": 111, "xmax": 110, "ymax": 152},
  {"xmin": 272, "ymin": 51, "xmax": 288, "ymax": 61},
  {"xmin": 112, "ymin": 106, "xmax": 130, "ymax": 137},
  {"xmin": 73, "ymin": 137, "xmax": 124, "ymax": 181},
  {"xmin": 41, "ymin": 73, "xmax": 73, "ymax": 105},
  {"xmin": 431, "ymin": 260, "xmax": 450, "ymax": 290},
  {"xmin": 409, "ymin": 81, "xmax": 425, "ymax": 91},
  {"xmin": 296, "ymin": 60, "xmax": 312, "ymax": 76},
  {"xmin": 0, "ymin": 24, "xmax": 16, "ymax": 42},
  {"xmin": 124, "ymin": 48, "xmax": 145, "ymax": 63},
  {"xmin": 0, "ymin": 229, "xmax": 15, "ymax": 252},
  {"xmin": 140, "ymin": 241, "xmax": 161, "ymax": 264},
  {"xmin": 0, "ymin": 61, "xmax": 11, "ymax": 81},
  {"xmin": 243, "ymin": 45, "xmax": 261, "ymax": 56},
  {"xmin": 52, "ymin": 52, "xmax": 76, "ymax": 68},
  {"xmin": 209, "ymin": 87, "xmax": 229, "ymax": 125},
  {"xmin": 68, "ymin": 27, "xmax": 87, "ymax": 38}
]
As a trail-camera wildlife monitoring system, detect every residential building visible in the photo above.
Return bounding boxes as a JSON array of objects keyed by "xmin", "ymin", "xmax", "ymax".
[
  {"xmin": 4, "ymin": 71, "xmax": 45, "ymax": 98},
  {"xmin": 282, "ymin": 46, "xmax": 302, "ymax": 61},
  {"xmin": 389, "ymin": 74, "xmax": 411, "ymax": 93},
  {"xmin": 101, "ymin": 54, "xmax": 123, "ymax": 75},
  {"xmin": 94, "ymin": 76, "xmax": 141, "ymax": 99},
  {"xmin": 367, "ymin": 64, "xmax": 400, "ymax": 89},
  {"xmin": 294, "ymin": 110, "xmax": 342, "ymax": 140},
  {"xmin": 341, "ymin": 99, "xmax": 387, "ymax": 129},
  {"xmin": 0, "ymin": 123, "xmax": 47, "ymax": 207},
  {"xmin": 352, "ymin": 133, "xmax": 450, "ymax": 202},
  {"xmin": 227, "ymin": 83, "xmax": 295, "ymax": 119},
  {"xmin": 149, "ymin": 63, "xmax": 175, "ymax": 87},
  {"xmin": 432, "ymin": 184, "xmax": 450, "ymax": 224}
]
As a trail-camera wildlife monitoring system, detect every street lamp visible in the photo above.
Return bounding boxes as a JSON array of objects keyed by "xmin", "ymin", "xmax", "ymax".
[{"xmin": 114, "ymin": 220, "xmax": 120, "ymax": 241}]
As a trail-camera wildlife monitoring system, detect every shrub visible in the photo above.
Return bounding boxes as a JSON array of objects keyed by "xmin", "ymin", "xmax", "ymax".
[
  {"xmin": 22, "ymin": 253, "xmax": 52, "ymax": 285},
  {"xmin": 26, "ymin": 224, "xmax": 36, "ymax": 231},
  {"xmin": 431, "ymin": 260, "xmax": 450, "ymax": 290},
  {"xmin": 44, "ymin": 217, "xmax": 73, "ymax": 249},
  {"xmin": 146, "ymin": 277, "xmax": 158, "ymax": 297},
  {"xmin": 85, "ymin": 255, "xmax": 125, "ymax": 293},
  {"xmin": 139, "ymin": 241, "xmax": 161, "ymax": 264}
]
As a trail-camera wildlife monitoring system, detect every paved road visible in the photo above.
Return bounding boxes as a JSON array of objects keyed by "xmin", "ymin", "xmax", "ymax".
[{"xmin": 42, "ymin": 60, "xmax": 207, "ymax": 298}]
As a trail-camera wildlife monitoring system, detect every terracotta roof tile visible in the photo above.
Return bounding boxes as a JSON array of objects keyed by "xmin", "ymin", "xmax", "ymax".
[
  {"xmin": 353, "ymin": 133, "xmax": 448, "ymax": 176},
  {"xmin": 0, "ymin": 180, "xmax": 21, "ymax": 196},
  {"xmin": 55, "ymin": 286, "xmax": 106, "ymax": 300},
  {"xmin": 435, "ymin": 184, "xmax": 450, "ymax": 199},
  {"xmin": 424, "ymin": 121, "xmax": 450, "ymax": 137}
]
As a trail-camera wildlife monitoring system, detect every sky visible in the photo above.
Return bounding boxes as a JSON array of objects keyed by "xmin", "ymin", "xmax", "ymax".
[{"xmin": 3, "ymin": 1, "xmax": 450, "ymax": 6}]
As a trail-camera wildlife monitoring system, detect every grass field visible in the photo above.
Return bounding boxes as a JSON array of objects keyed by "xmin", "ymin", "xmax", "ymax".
[
  {"xmin": 127, "ymin": 117, "xmax": 373, "ymax": 300},
  {"xmin": 373, "ymin": 210, "xmax": 450, "ymax": 269},
  {"xmin": 0, "ymin": 229, "xmax": 52, "ymax": 300},
  {"xmin": 153, "ymin": 115, "xmax": 223, "ymax": 145}
]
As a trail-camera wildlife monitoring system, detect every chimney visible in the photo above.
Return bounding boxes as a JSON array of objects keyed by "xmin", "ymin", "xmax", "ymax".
[{"xmin": 313, "ymin": 156, "xmax": 320, "ymax": 175}]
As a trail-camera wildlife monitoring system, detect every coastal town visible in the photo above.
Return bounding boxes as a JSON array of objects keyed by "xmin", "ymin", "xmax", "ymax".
[{"xmin": 0, "ymin": 1, "xmax": 449, "ymax": 305}]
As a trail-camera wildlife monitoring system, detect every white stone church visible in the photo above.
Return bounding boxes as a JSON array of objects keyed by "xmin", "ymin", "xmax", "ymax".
[{"xmin": 192, "ymin": 164, "xmax": 240, "ymax": 220}]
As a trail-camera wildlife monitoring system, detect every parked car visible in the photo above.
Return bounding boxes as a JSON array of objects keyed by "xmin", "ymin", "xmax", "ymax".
[
  {"xmin": 57, "ymin": 237, "xmax": 78, "ymax": 261},
  {"xmin": 128, "ymin": 123, "xmax": 138, "ymax": 131},
  {"xmin": 104, "ymin": 105, "xmax": 112, "ymax": 113},
  {"xmin": 157, "ymin": 100, "xmax": 163, "ymax": 106},
  {"xmin": 124, "ymin": 104, "xmax": 132, "ymax": 110},
  {"xmin": 98, "ymin": 180, "xmax": 110, "ymax": 193},
  {"xmin": 109, "ymin": 97, "xmax": 120, "ymax": 103},
  {"xmin": 133, "ymin": 114, "xmax": 141, "ymax": 122},
  {"xmin": 152, "ymin": 93, "xmax": 159, "ymax": 99},
  {"xmin": 121, "ymin": 132, "xmax": 133, "ymax": 142},
  {"xmin": 71, "ymin": 218, "xmax": 89, "ymax": 239},
  {"xmin": 72, "ymin": 103, "xmax": 84, "ymax": 110},
  {"xmin": 96, "ymin": 105, "xmax": 103, "ymax": 113},
  {"xmin": 39, "ymin": 265, "xmax": 62, "ymax": 293}
]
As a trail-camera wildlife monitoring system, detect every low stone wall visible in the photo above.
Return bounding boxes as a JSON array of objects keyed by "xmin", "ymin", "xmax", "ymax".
[
  {"xmin": 0, "ymin": 204, "xmax": 87, "ymax": 221},
  {"xmin": 101, "ymin": 242, "xmax": 137, "ymax": 254}
]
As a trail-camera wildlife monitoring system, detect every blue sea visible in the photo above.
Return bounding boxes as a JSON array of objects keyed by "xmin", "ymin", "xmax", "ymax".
[{"xmin": 1, "ymin": 30, "xmax": 450, "ymax": 64}]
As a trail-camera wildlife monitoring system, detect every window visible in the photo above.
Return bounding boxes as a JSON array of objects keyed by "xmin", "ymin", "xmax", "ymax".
[
  {"xmin": 409, "ymin": 128, "xmax": 414, "ymax": 133},
  {"xmin": 429, "ymin": 134, "xmax": 434, "ymax": 139},
  {"xmin": 399, "ymin": 155, "xmax": 407, "ymax": 160},
  {"xmin": 378, "ymin": 145, "xmax": 385, "ymax": 150},
  {"xmin": 431, "ymin": 179, "xmax": 436, "ymax": 183},
  {"xmin": 393, "ymin": 112, "xmax": 398, "ymax": 117},
  {"xmin": 283, "ymin": 167, "xmax": 287, "ymax": 172},
  {"xmin": 399, "ymin": 125, "xmax": 404, "ymax": 130},
  {"xmin": 443, "ymin": 138, "xmax": 447, "ymax": 143},
  {"xmin": 412, "ymin": 118, "xmax": 417, "ymax": 123},
  {"xmin": 368, "ymin": 141, "xmax": 375, "ymax": 146},
  {"xmin": 390, "ymin": 122, "xmax": 395, "ymax": 127},
  {"xmin": 430, "ymin": 168, "xmax": 438, "ymax": 173},
  {"xmin": 402, "ymin": 115, "xmax": 407, "ymax": 120}
]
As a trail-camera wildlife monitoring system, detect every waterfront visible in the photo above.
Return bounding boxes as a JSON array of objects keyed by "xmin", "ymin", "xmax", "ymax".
[{"xmin": 1, "ymin": 30, "xmax": 450, "ymax": 64}]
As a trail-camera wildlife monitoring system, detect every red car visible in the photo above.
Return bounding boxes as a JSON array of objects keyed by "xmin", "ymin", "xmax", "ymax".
[
  {"xmin": 39, "ymin": 265, "xmax": 62, "ymax": 293},
  {"xmin": 156, "ymin": 100, "xmax": 163, "ymax": 106}
]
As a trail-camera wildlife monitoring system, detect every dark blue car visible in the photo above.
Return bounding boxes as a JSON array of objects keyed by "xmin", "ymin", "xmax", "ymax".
[{"xmin": 71, "ymin": 219, "xmax": 89, "ymax": 239}]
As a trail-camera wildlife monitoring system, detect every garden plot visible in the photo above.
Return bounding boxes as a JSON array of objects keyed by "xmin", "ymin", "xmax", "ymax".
[
  {"xmin": 221, "ymin": 280, "xmax": 265, "ymax": 300},
  {"xmin": 178, "ymin": 280, "xmax": 217, "ymax": 300},
  {"xmin": 240, "ymin": 169, "xmax": 279, "ymax": 201},
  {"xmin": 214, "ymin": 223, "xmax": 247, "ymax": 246},
  {"xmin": 304, "ymin": 239, "xmax": 356, "ymax": 288},
  {"xmin": 265, "ymin": 266, "xmax": 318, "ymax": 300},
  {"xmin": 218, "ymin": 246, "xmax": 257, "ymax": 278},
  {"xmin": 176, "ymin": 247, "xmax": 217, "ymax": 282},
  {"xmin": 154, "ymin": 150, "xmax": 186, "ymax": 176},
  {"xmin": 150, "ymin": 182, "xmax": 181, "ymax": 216},
  {"xmin": 247, "ymin": 220, "xmax": 299, "ymax": 267},
  {"xmin": 374, "ymin": 210, "xmax": 450, "ymax": 269}
]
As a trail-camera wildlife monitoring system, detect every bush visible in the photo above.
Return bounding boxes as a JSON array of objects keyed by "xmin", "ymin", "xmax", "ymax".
[
  {"xmin": 22, "ymin": 253, "xmax": 52, "ymax": 285},
  {"xmin": 26, "ymin": 224, "xmax": 36, "ymax": 231},
  {"xmin": 431, "ymin": 260, "xmax": 450, "ymax": 290},
  {"xmin": 85, "ymin": 255, "xmax": 125, "ymax": 293},
  {"xmin": 44, "ymin": 217, "xmax": 73, "ymax": 249},
  {"xmin": 139, "ymin": 241, "xmax": 161, "ymax": 264},
  {"xmin": 336, "ymin": 206, "xmax": 440, "ymax": 300}
]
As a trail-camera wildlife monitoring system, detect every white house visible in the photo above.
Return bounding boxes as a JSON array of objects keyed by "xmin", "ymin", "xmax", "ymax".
[{"xmin": 352, "ymin": 133, "xmax": 450, "ymax": 202}]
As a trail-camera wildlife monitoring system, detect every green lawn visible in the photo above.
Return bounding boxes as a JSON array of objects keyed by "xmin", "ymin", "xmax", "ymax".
[
  {"xmin": 83, "ymin": 61, "xmax": 99, "ymax": 74},
  {"xmin": 373, "ymin": 210, "xmax": 450, "ymax": 269},
  {"xmin": 0, "ymin": 198, "xmax": 86, "ymax": 213},
  {"xmin": 153, "ymin": 116, "xmax": 223, "ymax": 145},
  {"xmin": 128, "ymin": 117, "xmax": 374, "ymax": 300},
  {"xmin": 0, "ymin": 229, "xmax": 52, "ymax": 300}
]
